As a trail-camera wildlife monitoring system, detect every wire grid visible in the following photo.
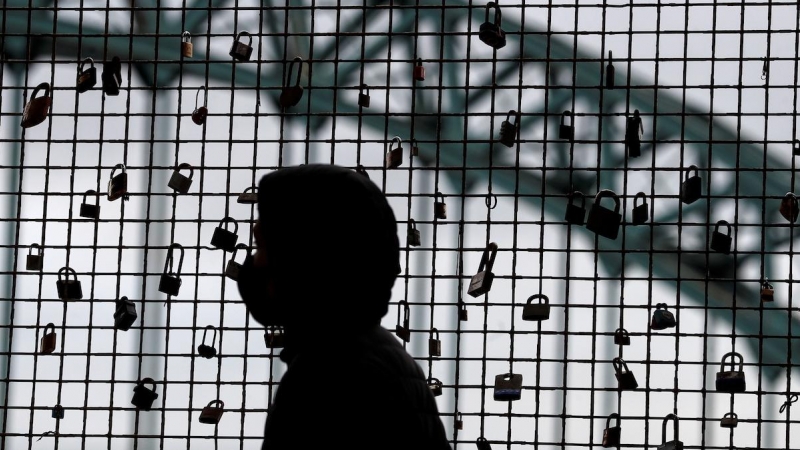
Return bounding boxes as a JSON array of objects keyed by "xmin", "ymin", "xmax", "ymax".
[{"xmin": 2, "ymin": 1, "xmax": 800, "ymax": 449}]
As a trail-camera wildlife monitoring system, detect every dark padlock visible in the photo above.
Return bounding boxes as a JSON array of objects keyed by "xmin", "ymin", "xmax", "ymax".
[
  {"xmin": 710, "ymin": 220, "xmax": 733, "ymax": 254},
  {"xmin": 493, "ymin": 372, "xmax": 522, "ymax": 401},
  {"xmin": 197, "ymin": 325, "xmax": 218, "ymax": 359},
  {"xmin": 358, "ymin": 83, "xmax": 370, "ymax": 108},
  {"xmin": 26, "ymin": 243, "xmax": 43, "ymax": 271},
  {"xmin": 107, "ymin": 163, "xmax": 129, "ymax": 202},
  {"xmin": 602, "ymin": 413, "xmax": 621, "ymax": 448},
  {"xmin": 76, "ymin": 57, "xmax": 97, "ymax": 93},
  {"xmin": 237, "ymin": 186, "xmax": 258, "ymax": 204},
  {"xmin": 780, "ymin": 192, "xmax": 799, "ymax": 223},
  {"xmin": 476, "ymin": 437, "xmax": 492, "ymax": 450},
  {"xmin": 468, "ymin": 242, "xmax": 498, "ymax": 298},
  {"xmin": 632, "ymin": 192, "xmax": 649, "ymax": 225},
  {"xmin": 586, "ymin": 189, "xmax": 622, "ymax": 240},
  {"xmin": 625, "ymin": 109, "xmax": 643, "ymax": 158},
  {"xmin": 716, "ymin": 351, "xmax": 746, "ymax": 393},
  {"xmin": 428, "ymin": 377, "xmax": 443, "ymax": 397},
  {"xmin": 454, "ymin": 412, "xmax": 463, "ymax": 430},
  {"xmin": 680, "ymin": 165, "xmax": 702, "ymax": 205},
  {"xmin": 761, "ymin": 279, "xmax": 774, "ymax": 302},
  {"xmin": 102, "ymin": 56, "xmax": 122, "ymax": 96},
  {"xmin": 720, "ymin": 412, "xmax": 738, "ymax": 428},
  {"xmin": 265, "ymin": 326, "xmax": 285, "ymax": 349},
  {"xmin": 413, "ymin": 58, "xmax": 425, "ymax": 81},
  {"xmin": 458, "ymin": 302, "xmax": 468, "ymax": 321},
  {"xmin": 159, "ymin": 243, "xmax": 184, "ymax": 297},
  {"xmin": 478, "ymin": 2, "xmax": 506, "ymax": 50},
  {"xmin": 559, "ymin": 110, "xmax": 574, "ymax": 140},
  {"xmin": 79, "ymin": 189, "xmax": 101, "ymax": 219},
  {"xmin": 225, "ymin": 244, "xmax": 249, "ymax": 281},
  {"xmin": 199, "ymin": 400, "xmax": 225, "ymax": 424},
  {"xmin": 51, "ymin": 404, "xmax": 64, "ymax": 420},
  {"xmin": 434, "ymin": 191, "xmax": 447, "ymax": 220},
  {"xmin": 407, "ymin": 219, "xmax": 421, "ymax": 247},
  {"xmin": 522, "ymin": 294, "xmax": 550, "ymax": 321},
  {"xmin": 795, "ymin": 139, "xmax": 800, "ymax": 156},
  {"xmin": 395, "ymin": 300, "xmax": 410, "ymax": 343},
  {"xmin": 229, "ymin": 31, "xmax": 253, "ymax": 62},
  {"xmin": 428, "ymin": 328, "xmax": 441, "ymax": 357},
  {"xmin": 612, "ymin": 357, "xmax": 638, "ymax": 390},
  {"xmin": 613, "ymin": 327, "xmax": 630, "ymax": 346},
  {"xmin": 279, "ymin": 56, "xmax": 305, "ymax": 108},
  {"xmin": 650, "ymin": 303, "xmax": 676, "ymax": 330},
  {"xmin": 131, "ymin": 378, "xmax": 158, "ymax": 411},
  {"xmin": 21, "ymin": 82, "xmax": 52, "ymax": 128},
  {"xmin": 565, "ymin": 191, "xmax": 587, "ymax": 225},
  {"xmin": 56, "ymin": 266, "xmax": 83, "ymax": 300},
  {"xmin": 40, "ymin": 323, "xmax": 56, "ymax": 354},
  {"xmin": 605, "ymin": 51, "xmax": 615, "ymax": 89},
  {"xmin": 499, "ymin": 110, "xmax": 519, "ymax": 148},
  {"xmin": 192, "ymin": 86, "xmax": 208, "ymax": 125},
  {"xmin": 181, "ymin": 31, "xmax": 193, "ymax": 58},
  {"xmin": 657, "ymin": 414, "xmax": 683, "ymax": 450},
  {"xmin": 411, "ymin": 139, "xmax": 420, "ymax": 157},
  {"xmin": 211, "ymin": 217, "xmax": 239, "ymax": 252},
  {"xmin": 168, "ymin": 163, "xmax": 194, "ymax": 194},
  {"xmin": 113, "ymin": 296, "xmax": 138, "ymax": 331},
  {"xmin": 385, "ymin": 136, "xmax": 403, "ymax": 169}
]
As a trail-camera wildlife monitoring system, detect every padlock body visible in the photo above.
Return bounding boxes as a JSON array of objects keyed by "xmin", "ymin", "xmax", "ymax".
[
  {"xmin": 358, "ymin": 93, "xmax": 370, "ymax": 108},
  {"xmin": 413, "ymin": 65, "xmax": 425, "ymax": 81},
  {"xmin": 114, "ymin": 301, "xmax": 138, "ymax": 331},
  {"xmin": 632, "ymin": 202, "xmax": 649, "ymax": 225},
  {"xmin": 522, "ymin": 304, "xmax": 550, "ymax": 321},
  {"xmin": 198, "ymin": 344, "xmax": 217, "ymax": 359},
  {"xmin": 650, "ymin": 310, "xmax": 676, "ymax": 330},
  {"xmin": 586, "ymin": 203, "xmax": 622, "ymax": 240},
  {"xmin": 408, "ymin": 229, "xmax": 421, "ymax": 247},
  {"xmin": 476, "ymin": 438, "xmax": 493, "ymax": 450},
  {"xmin": 625, "ymin": 118, "xmax": 642, "ymax": 157},
  {"xmin": 680, "ymin": 176, "xmax": 701, "ymax": 204},
  {"xmin": 237, "ymin": 192, "xmax": 258, "ymax": 204},
  {"xmin": 429, "ymin": 383, "xmax": 442, "ymax": 397},
  {"xmin": 279, "ymin": 86, "xmax": 304, "ymax": 108},
  {"xmin": 385, "ymin": 147, "xmax": 403, "ymax": 169},
  {"xmin": 479, "ymin": 22, "xmax": 506, "ymax": 49},
  {"xmin": 52, "ymin": 405, "xmax": 64, "ymax": 419},
  {"xmin": 494, "ymin": 374, "xmax": 522, "ymax": 401},
  {"xmin": 499, "ymin": 121, "xmax": 516, "ymax": 148},
  {"xmin": 191, "ymin": 106, "xmax": 208, "ymax": 125},
  {"xmin": 102, "ymin": 70, "xmax": 121, "ymax": 96},
  {"xmin": 80, "ymin": 202, "xmax": 100, "ymax": 219},
  {"xmin": 108, "ymin": 173, "xmax": 128, "ymax": 201},
  {"xmin": 22, "ymin": 96, "xmax": 51, "ymax": 128},
  {"xmin": 182, "ymin": 41, "xmax": 193, "ymax": 58},
  {"xmin": 168, "ymin": 172, "xmax": 193, "ymax": 194},
  {"xmin": 132, "ymin": 385, "xmax": 157, "ymax": 410},
  {"xmin": 265, "ymin": 330, "xmax": 285, "ymax": 348},
  {"xmin": 605, "ymin": 64, "xmax": 615, "ymax": 89},
  {"xmin": 715, "ymin": 371, "xmax": 746, "ymax": 393},
  {"xmin": 657, "ymin": 440, "xmax": 683, "ymax": 450},
  {"xmin": 76, "ymin": 67, "xmax": 97, "ymax": 93},
  {"xmin": 780, "ymin": 195, "xmax": 799, "ymax": 223},
  {"xmin": 720, "ymin": 416, "xmax": 738, "ymax": 428},
  {"xmin": 455, "ymin": 419, "xmax": 463, "ymax": 430},
  {"xmin": 458, "ymin": 307, "xmax": 468, "ymax": 321},
  {"xmin": 602, "ymin": 426, "xmax": 621, "ymax": 448},
  {"xmin": 429, "ymin": 338, "xmax": 441, "ymax": 357},
  {"xmin": 211, "ymin": 227, "xmax": 238, "ymax": 252},
  {"xmin": 159, "ymin": 274, "xmax": 182, "ymax": 296},
  {"xmin": 229, "ymin": 42, "xmax": 253, "ymax": 62},
  {"xmin": 26, "ymin": 254, "xmax": 43, "ymax": 271},
  {"xmin": 467, "ymin": 270, "xmax": 494, "ymax": 297},
  {"xmin": 565, "ymin": 203, "xmax": 586, "ymax": 225},
  {"xmin": 761, "ymin": 287, "xmax": 774, "ymax": 302},
  {"xmin": 559, "ymin": 124, "xmax": 574, "ymax": 141},
  {"xmin": 225, "ymin": 260, "xmax": 241, "ymax": 280},
  {"xmin": 434, "ymin": 202, "xmax": 447, "ymax": 220},
  {"xmin": 57, "ymin": 280, "xmax": 83, "ymax": 300},
  {"xmin": 710, "ymin": 231, "xmax": 732, "ymax": 254},
  {"xmin": 395, "ymin": 325, "xmax": 410, "ymax": 343},
  {"xmin": 40, "ymin": 332, "xmax": 56, "ymax": 354},
  {"xmin": 613, "ymin": 332, "xmax": 630, "ymax": 346},
  {"xmin": 615, "ymin": 371, "xmax": 638, "ymax": 390},
  {"xmin": 199, "ymin": 406, "xmax": 224, "ymax": 424}
]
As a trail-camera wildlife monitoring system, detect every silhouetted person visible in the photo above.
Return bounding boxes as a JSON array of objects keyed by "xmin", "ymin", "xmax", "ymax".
[{"xmin": 237, "ymin": 164, "xmax": 452, "ymax": 450}]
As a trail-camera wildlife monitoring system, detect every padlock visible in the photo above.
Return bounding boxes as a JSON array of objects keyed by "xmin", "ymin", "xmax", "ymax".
[
  {"xmin": 716, "ymin": 351, "xmax": 746, "ymax": 393},
  {"xmin": 485, "ymin": 193, "xmax": 497, "ymax": 210},
  {"xmin": 478, "ymin": 2, "xmax": 506, "ymax": 49},
  {"xmin": 498, "ymin": 110, "xmax": 519, "ymax": 148},
  {"xmin": 107, "ymin": 163, "xmax": 129, "ymax": 201},
  {"xmin": 720, "ymin": 412, "xmax": 738, "ymax": 428},
  {"xmin": 76, "ymin": 57, "xmax": 97, "ymax": 93},
  {"xmin": 358, "ymin": 83, "xmax": 370, "ymax": 108},
  {"xmin": 780, "ymin": 192, "xmax": 799, "ymax": 223},
  {"xmin": 458, "ymin": 302, "xmax": 468, "ymax": 321},
  {"xmin": 26, "ymin": 243, "xmax": 43, "ymax": 271},
  {"xmin": 428, "ymin": 377, "xmax": 443, "ymax": 397},
  {"xmin": 680, "ymin": 165, "xmax": 702, "ymax": 205},
  {"xmin": 237, "ymin": 186, "xmax": 258, "ymax": 204},
  {"xmin": 40, "ymin": 323, "xmax": 56, "ymax": 354},
  {"xmin": 650, "ymin": 303, "xmax": 676, "ymax": 330},
  {"xmin": 199, "ymin": 400, "xmax": 225, "ymax": 424},
  {"xmin": 454, "ymin": 412, "xmax": 463, "ymax": 430},
  {"xmin": 159, "ymin": 243, "xmax": 184, "ymax": 297},
  {"xmin": 605, "ymin": 51, "xmax": 615, "ymax": 89},
  {"xmin": 21, "ymin": 82, "xmax": 52, "ymax": 128},
  {"xmin": 225, "ymin": 244, "xmax": 249, "ymax": 281},
  {"xmin": 710, "ymin": 220, "xmax": 733, "ymax": 254},
  {"xmin": 559, "ymin": 110, "xmax": 574, "ymax": 140},
  {"xmin": 468, "ymin": 242, "xmax": 498, "ymax": 297},
  {"xmin": 428, "ymin": 328, "xmax": 441, "ymax": 357},
  {"xmin": 229, "ymin": 31, "xmax": 253, "ymax": 62},
  {"xmin": 265, "ymin": 326, "xmax": 285, "ymax": 348},
  {"xmin": 476, "ymin": 437, "xmax": 492, "ymax": 450},
  {"xmin": 612, "ymin": 357, "xmax": 638, "ymax": 390},
  {"xmin": 761, "ymin": 279, "xmax": 774, "ymax": 302},
  {"xmin": 355, "ymin": 164, "xmax": 369, "ymax": 179},
  {"xmin": 131, "ymin": 378, "xmax": 159, "ymax": 411},
  {"xmin": 411, "ymin": 139, "xmax": 420, "ymax": 156},
  {"xmin": 625, "ymin": 109, "xmax": 643, "ymax": 158},
  {"xmin": 181, "ymin": 31, "xmax": 193, "ymax": 58},
  {"xmin": 168, "ymin": 163, "xmax": 194, "ymax": 194},
  {"xmin": 79, "ymin": 189, "xmax": 101, "ymax": 219},
  {"xmin": 192, "ymin": 86, "xmax": 208, "ymax": 125},
  {"xmin": 385, "ymin": 136, "xmax": 403, "ymax": 169},
  {"xmin": 211, "ymin": 217, "xmax": 239, "ymax": 252},
  {"xmin": 602, "ymin": 413, "xmax": 621, "ymax": 448},
  {"xmin": 586, "ymin": 189, "xmax": 622, "ymax": 240},
  {"xmin": 565, "ymin": 191, "xmax": 587, "ymax": 225},
  {"xmin": 522, "ymin": 294, "xmax": 550, "ymax": 321},
  {"xmin": 197, "ymin": 325, "xmax": 217, "ymax": 359},
  {"xmin": 795, "ymin": 139, "xmax": 800, "ymax": 156},
  {"xmin": 113, "ymin": 296, "xmax": 138, "ymax": 331},
  {"xmin": 433, "ymin": 192, "xmax": 447, "ymax": 220},
  {"xmin": 102, "ymin": 56, "xmax": 122, "ymax": 96},
  {"xmin": 657, "ymin": 414, "xmax": 683, "ymax": 450},
  {"xmin": 632, "ymin": 192, "xmax": 649, "ymax": 225},
  {"xmin": 279, "ymin": 56, "xmax": 305, "ymax": 108},
  {"xmin": 407, "ymin": 219, "xmax": 421, "ymax": 247},
  {"xmin": 51, "ymin": 404, "xmax": 64, "ymax": 420},
  {"xmin": 395, "ymin": 300, "xmax": 410, "ymax": 343},
  {"xmin": 613, "ymin": 327, "xmax": 630, "ymax": 346},
  {"xmin": 413, "ymin": 58, "xmax": 425, "ymax": 81},
  {"xmin": 56, "ymin": 266, "xmax": 83, "ymax": 300},
  {"xmin": 493, "ymin": 372, "xmax": 522, "ymax": 401}
]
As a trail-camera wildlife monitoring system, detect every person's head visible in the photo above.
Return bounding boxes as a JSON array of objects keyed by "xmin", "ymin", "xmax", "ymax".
[{"xmin": 237, "ymin": 164, "xmax": 401, "ymax": 330}]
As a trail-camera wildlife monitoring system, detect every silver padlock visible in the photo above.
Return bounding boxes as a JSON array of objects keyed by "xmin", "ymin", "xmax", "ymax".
[{"xmin": 168, "ymin": 163, "xmax": 194, "ymax": 194}]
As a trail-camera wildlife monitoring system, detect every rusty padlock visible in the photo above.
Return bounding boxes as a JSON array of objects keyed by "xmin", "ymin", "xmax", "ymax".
[
  {"xmin": 413, "ymin": 58, "xmax": 425, "ymax": 81},
  {"xmin": 192, "ymin": 86, "xmax": 208, "ymax": 125},
  {"xmin": 76, "ymin": 57, "xmax": 97, "ymax": 93},
  {"xmin": 385, "ymin": 136, "xmax": 403, "ymax": 169},
  {"xmin": 761, "ymin": 279, "xmax": 774, "ymax": 302},
  {"xmin": 21, "ymin": 82, "xmax": 52, "ymax": 128},
  {"xmin": 181, "ymin": 31, "xmax": 193, "ymax": 58},
  {"xmin": 433, "ymin": 192, "xmax": 447, "ymax": 220}
]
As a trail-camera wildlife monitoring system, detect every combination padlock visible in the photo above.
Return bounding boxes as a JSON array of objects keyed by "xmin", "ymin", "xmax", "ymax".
[
  {"xmin": 467, "ymin": 242, "xmax": 498, "ymax": 297},
  {"xmin": 585, "ymin": 189, "xmax": 622, "ymax": 240},
  {"xmin": 522, "ymin": 293, "xmax": 550, "ymax": 321},
  {"xmin": 602, "ymin": 413, "xmax": 621, "ymax": 448},
  {"xmin": 780, "ymin": 192, "xmax": 799, "ymax": 223},
  {"xmin": 761, "ymin": 279, "xmax": 774, "ymax": 302},
  {"xmin": 385, "ymin": 136, "xmax": 403, "ymax": 169},
  {"xmin": 478, "ymin": 2, "xmax": 506, "ymax": 49},
  {"xmin": 395, "ymin": 300, "xmax": 410, "ymax": 343},
  {"xmin": 199, "ymin": 400, "xmax": 225, "ymax": 424},
  {"xmin": 211, "ymin": 217, "xmax": 239, "ymax": 252},
  {"xmin": 476, "ymin": 437, "xmax": 492, "ymax": 450},
  {"xmin": 625, "ymin": 109, "xmax": 643, "ymax": 158},
  {"xmin": 225, "ymin": 244, "xmax": 249, "ymax": 281},
  {"xmin": 559, "ymin": 110, "xmax": 574, "ymax": 140},
  {"xmin": 79, "ymin": 189, "xmax": 101, "ymax": 219},
  {"xmin": 131, "ymin": 378, "xmax": 158, "ymax": 411},
  {"xmin": 498, "ymin": 110, "xmax": 519, "ymax": 148},
  {"xmin": 720, "ymin": 412, "xmax": 738, "ymax": 428},
  {"xmin": 632, "ymin": 192, "xmax": 649, "ymax": 225},
  {"xmin": 168, "ymin": 163, "xmax": 194, "ymax": 194},
  {"xmin": 605, "ymin": 51, "xmax": 615, "ymax": 89},
  {"xmin": 113, "ymin": 296, "xmax": 138, "ymax": 331},
  {"xmin": 102, "ymin": 56, "xmax": 122, "ymax": 96},
  {"xmin": 613, "ymin": 327, "xmax": 630, "ymax": 346},
  {"xmin": 181, "ymin": 31, "xmax": 193, "ymax": 58},
  {"xmin": 56, "ymin": 266, "xmax": 83, "ymax": 300},
  {"xmin": 229, "ymin": 31, "xmax": 253, "ymax": 62},
  {"xmin": 710, "ymin": 220, "xmax": 733, "ymax": 254},
  {"xmin": 680, "ymin": 165, "xmax": 702, "ymax": 204},
  {"xmin": 192, "ymin": 86, "xmax": 208, "ymax": 125},
  {"xmin": 565, "ymin": 191, "xmax": 587, "ymax": 225},
  {"xmin": 407, "ymin": 219, "xmax": 421, "ymax": 247},
  {"xmin": 26, "ymin": 243, "xmax": 43, "ymax": 271},
  {"xmin": 433, "ymin": 192, "xmax": 447, "ymax": 220},
  {"xmin": 428, "ymin": 328, "xmax": 441, "ymax": 357},
  {"xmin": 428, "ymin": 377, "xmax": 443, "ymax": 397},
  {"xmin": 265, "ymin": 326, "xmax": 285, "ymax": 349},
  {"xmin": 716, "ymin": 351, "xmax": 746, "ymax": 393},
  {"xmin": 21, "ymin": 82, "xmax": 52, "ymax": 128},
  {"xmin": 493, "ymin": 372, "xmax": 522, "ymax": 401},
  {"xmin": 107, "ymin": 163, "xmax": 129, "ymax": 201},
  {"xmin": 51, "ymin": 404, "xmax": 64, "ymax": 420},
  {"xmin": 279, "ymin": 56, "xmax": 305, "ymax": 108},
  {"xmin": 197, "ymin": 325, "xmax": 217, "ymax": 359},
  {"xmin": 657, "ymin": 414, "xmax": 683, "ymax": 450},
  {"xmin": 358, "ymin": 83, "xmax": 370, "ymax": 108},
  {"xmin": 612, "ymin": 357, "xmax": 638, "ymax": 390},
  {"xmin": 76, "ymin": 57, "xmax": 97, "ymax": 93},
  {"xmin": 413, "ymin": 58, "xmax": 425, "ymax": 81},
  {"xmin": 650, "ymin": 303, "xmax": 676, "ymax": 330},
  {"xmin": 40, "ymin": 323, "xmax": 56, "ymax": 354},
  {"xmin": 237, "ymin": 186, "xmax": 258, "ymax": 204},
  {"xmin": 159, "ymin": 243, "xmax": 184, "ymax": 297}
]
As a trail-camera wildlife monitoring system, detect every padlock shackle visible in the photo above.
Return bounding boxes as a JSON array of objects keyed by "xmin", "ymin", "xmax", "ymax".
[
  {"xmin": 195, "ymin": 85, "xmax": 207, "ymax": 109},
  {"xmin": 116, "ymin": 296, "xmax": 133, "ymax": 309},
  {"xmin": 634, "ymin": 192, "xmax": 647, "ymax": 207},
  {"xmin": 230, "ymin": 243, "xmax": 250, "ymax": 263},
  {"xmin": 714, "ymin": 219, "xmax": 732, "ymax": 235},
  {"xmin": 29, "ymin": 243, "xmax": 42, "ymax": 255},
  {"xmin": 614, "ymin": 327, "xmax": 629, "ymax": 337},
  {"xmin": 762, "ymin": 279, "xmax": 773, "ymax": 289},
  {"xmin": 661, "ymin": 413, "xmax": 679, "ymax": 444},
  {"xmin": 505, "ymin": 109, "xmax": 518, "ymax": 124},
  {"xmin": 110, "ymin": 163, "xmax": 126, "ymax": 179},
  {"xmin": 525, "ymin": 294, "xmax": 549, "ymax": 305},
  {"xmin": 202, "ymin": 325, "xmax": 217, "ymax": 347},
  {"xmin": 164, "ymin": 243, "xmax": 185, "ymax": 275},
  {"xmin": 31, "ymin": 82, "xmax": 51, "ymax": 99},
  {"xmin": 82, "ymin": 189, "xmax": 100, "ymax": 205},
  {"xmin": 606, "ymin": 412, "xmax": 620, "ymax": 428},
  {"xmin": 243, "ymin": 186, "xmax": 257, "ymax": 195},
  {"xmin": 286, "ymin": 56, "xmax": 304, "ymax": 86},
  {"xmin": 182, "ymin": 31, "xmax": 191, "ymax": 42},
  {"xmin": 655, "ymin": 303, "xmax": 668, "ymax": 310},
  {"xmin": 612, "ymin": 357, "xmax": 629, "ymax": 374},
  {"xmin": 484, "ymin": 1, "xmax": 502, "ymax": 26},
  {"xmin": 430, "ymin": 327, "xmax": 439, "ymax": 339},
  {"xmin": 175, "ymin": 162, "xmax": 195, "ymax": 179},
  {"xmin": 722, "ymin": 411, "xmax": 737, "ymax": 419},
  {"xmin": 235, "ymin": 31, "xmax": 252, "ymax": 45},
  {"xmin": 360, "ymin": 83, "xmax": 369, "ymax": 94},
  {"xmin": 43, "ymin": 322, "xmax": 55, "ymax": 334},
  {"xmin": 207, "ymin": 399, "xmax": 224, "ymax": 408},
  {"xmin": 477, "ymin": 242, "xmax": 498, "ymax": 272},
  {"xmin": 139, "ymin": 377, "xmax": 156, "ymax": 391},
  {"xmin": 594, "ymin": 189, "xmax": 620, "ymax": 212},
  {"xmin": 569, "ymin": 190, "xmax": 585, "ymax": 208},
  {"xmin": 398, "ymin": 300, "xmax": 410, "ymax": 323},
  {"xmin": 720, "ymin": 351, "xmax": 743, "ymax": 371},
  {"xmin": 58, "ymin": 266, "xmax": 77, "ymax": 282},
  {"xmin": 79, "ymin": 57, "xmax": 94, "ymax": 71},
  {"xmin": 434, "ymin": 191, "xmax": 445, "ymax": 202},
  {"xmin": 389, "ymin": 135, "xmax": 402, "ymax": 150},
  {"xmin": 485, "ymin": 193, "xmax": 497, "ymax": 210},
  {"xmin": 218, "ymin": 216, "xmax": 239, "ymax": 234},
  {"xmin": 561, "ymin": 109, "xmax": 572, "ymax": 125},
  {"xmin": 608, "ymin": 50, "xmax": 613, "ymax": 61},
  {"xmin": 685, "ymin": 164, "xmax": 699, "ymax": 179},
  {"xmin": 408, "ymin": 219, "xmax": 417, "ymax": 231}
]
